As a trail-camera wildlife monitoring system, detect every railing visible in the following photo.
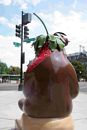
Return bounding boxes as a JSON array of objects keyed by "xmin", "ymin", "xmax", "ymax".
[{"xmin": 0, "ymin": 74, "xmax": 21, "ymax": 83}]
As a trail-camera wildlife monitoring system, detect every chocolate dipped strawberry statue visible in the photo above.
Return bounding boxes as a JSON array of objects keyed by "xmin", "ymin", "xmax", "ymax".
[{"xmin": 18, "ymin": 14, "xmax": 79, "ymax": 118}]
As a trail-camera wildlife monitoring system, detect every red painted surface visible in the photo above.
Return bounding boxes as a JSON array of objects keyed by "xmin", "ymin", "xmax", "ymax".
[{"xmin": 27, "ymin": 43, "xmax": 51, "ymax": 72}]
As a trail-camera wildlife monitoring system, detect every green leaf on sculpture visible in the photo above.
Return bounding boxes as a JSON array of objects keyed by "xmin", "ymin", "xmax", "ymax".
[{"xmin": 32, "ymin": 34, "xmax": 66, "ymax": 55}]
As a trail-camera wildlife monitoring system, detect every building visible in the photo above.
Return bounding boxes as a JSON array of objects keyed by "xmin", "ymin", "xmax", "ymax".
[
  {"xmin": 68, "ymin": 51, "xmax": 87, "ymax": 63},
  {"xmin": 67, "ymin": 51, "xmax": 87, "ymax": 69}
]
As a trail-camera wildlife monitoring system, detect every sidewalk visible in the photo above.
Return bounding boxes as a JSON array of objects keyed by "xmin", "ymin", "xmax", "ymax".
[
  {"xmin": 72, "ymin": 92, "xmax": 87, "ymax": 130},
  {"xmin": 0, "ymin": 91, "xmax": 87, "ymax": 130}
]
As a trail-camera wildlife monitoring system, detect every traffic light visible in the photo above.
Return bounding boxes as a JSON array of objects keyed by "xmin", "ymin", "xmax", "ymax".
[
  {"xmin": 22, "ymin": 13, "xmax": 32, "ymax": 25},
  {"xmin": 15, "ymin": 25, "xmax": 21, "ymax": 38},
  {"xmin": 24, "ymin": 26, "xmax": 29, "ymax": 40}
]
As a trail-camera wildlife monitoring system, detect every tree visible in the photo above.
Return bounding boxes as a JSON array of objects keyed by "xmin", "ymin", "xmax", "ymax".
[
  {"xmin": 0, "ymin": 61, "xmax": 8, "ymax": 74},
  {"xmin": 0, "ymin": 61, "xmax": 20, "ymax": 75},
  {"xmin": 8, "ymin": 66, "xmax": 20, "ymax": 75},
  {"xmin": 71, "ymin": 61, "xmax": 86, "ymax": 81}
]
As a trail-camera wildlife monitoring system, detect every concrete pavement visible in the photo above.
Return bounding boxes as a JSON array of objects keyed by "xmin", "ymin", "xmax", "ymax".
[
  {"xmin": 0, "ymin": 90, "xmax": 87, "ymax": 130},
  {"xmin": 72, "ymin": 92, "xmax": 87, "ymax": 130}
]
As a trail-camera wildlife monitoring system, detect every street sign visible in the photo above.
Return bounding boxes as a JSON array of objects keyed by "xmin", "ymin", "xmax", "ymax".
[
  {"xmin": 24, "ymin": 38, "xmax": 35, "ymax": 43},
  {"xmin": 13, "ymin": 42, "xmax": 21, "ymax": 47}
]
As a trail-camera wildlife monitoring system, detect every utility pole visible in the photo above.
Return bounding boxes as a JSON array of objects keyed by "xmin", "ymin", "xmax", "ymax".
[
  {"xmin": 79, "ymin": 45, "xmax": 81, "ymax": 53},
  {"xmin": 79, "ymin": 45, "xmax": 85, "ymax": 54}
]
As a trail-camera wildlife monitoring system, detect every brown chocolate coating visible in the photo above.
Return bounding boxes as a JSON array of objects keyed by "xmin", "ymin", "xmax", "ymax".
[{"xmin": 18, "ymin": 50, "xmax": 79, "ymax": 118}]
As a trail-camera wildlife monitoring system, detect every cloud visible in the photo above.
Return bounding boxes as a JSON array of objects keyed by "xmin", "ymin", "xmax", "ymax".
[
  {"xmin": 13, "ymin": 0, "xmax": 28, "ymax": 10},
  {"xmin": 0, "ymin": 35, "xmax": 35, "ymax": 71},
  {"xmin": 20, "ymin": 2, "xmax": 28, "ymax": 10},
  {"xmin": 1, "ymin": 9, "xmax": 87, "ymax": 70},
  {"xmin": 0, "ymin": 0, "xmax": 44, "ymax": 9},
  {"xmin": 0, "ymin": 0, "xmax": 12, "ymax": 6},
  {"xmin": 0, "ymin": 16, "xmax": 14, "ymax": 29},
  {"xmin": 31, "ymin": 0, "xmax": 44, "ymax": 6},
  {"xmin": 12, "ymin": 0, "xmax": 44, "ymax": 10},
  {"xmin": 72, "ymin": 0, "xmax": 78, "ymax": 9},
  {"xmin": 0, "ymin": 0, "xmax": 27, "ymax": 9},
  {"xmin": 0, "ymin": 35, "xmax": 20, "ymax": 66},
  {"xmin": 35, "ymin": 11, "xmax": 87, "ymax": 54}
]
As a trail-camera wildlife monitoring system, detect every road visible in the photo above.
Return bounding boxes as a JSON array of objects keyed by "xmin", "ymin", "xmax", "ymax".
[
  {"xmin": 0, "ymin": 82, "xmax": 87, "ymax": 92},
  {"xmin": 79, "ymin": 82, "xmax": 87, "ymax": 93},
  {"xmin": 0, "ymin": 82, "xmax": 18, "ymax": 91}
]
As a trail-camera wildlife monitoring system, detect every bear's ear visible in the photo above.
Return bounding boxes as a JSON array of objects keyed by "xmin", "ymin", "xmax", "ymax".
[
  {"xmin": 53, "ymin": 32, "xmax": 70, "ymax": 46},
  {"xmin": 54, "ymin": 32, "xmax": 67, "ymax": 36}
]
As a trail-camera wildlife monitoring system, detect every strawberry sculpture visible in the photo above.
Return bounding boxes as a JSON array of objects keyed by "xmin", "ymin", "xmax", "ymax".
[{"xmin": 18, "ymin": 13, "xmax": 79, "ymax": 118}]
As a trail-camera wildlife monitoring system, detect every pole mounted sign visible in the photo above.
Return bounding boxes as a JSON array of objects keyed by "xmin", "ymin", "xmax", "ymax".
[
  {"xmin": 24, "ymin": 38, "xmax": 35, "ymax": 43},
  {"xmin": 13, "ymin": 42, "xmax": 21, "ymax": 47}
]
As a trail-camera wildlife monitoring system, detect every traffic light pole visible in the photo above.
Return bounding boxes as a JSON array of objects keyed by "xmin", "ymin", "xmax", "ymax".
[
  {"xmin": 18, "ymin": 11, "xmax": 24, "ymax": 91},
  {"xmin": 17, "ymin": 11, "xmax": 32, "ymax": 90}
]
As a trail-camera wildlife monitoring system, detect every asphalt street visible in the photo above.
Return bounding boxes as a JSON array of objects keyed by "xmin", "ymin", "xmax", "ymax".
[
  {"xmin": 0, "ymin": 82, "xmax": 87, "ymax": 92},
  {"xmin": 78, "ymin": 82, "xmax": 87, "ymax": 93},
  {"xmin": 0, "ymin": 82, "xmax": 18, "ymax": 91}
]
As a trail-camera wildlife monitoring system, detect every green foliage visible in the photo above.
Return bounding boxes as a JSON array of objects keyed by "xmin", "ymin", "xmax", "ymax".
[
  {"xmin": 0, "ymin": 61, "xmax": 8, "ymax": 74},
  {"xmin": 71, "ymin": 61, "xmax": 87, "ymax": 81},
  {"xmin": 32, "ymin": 34, "xmax": 65, "ymax": 55},
  {"xmin": 8, "ymin": 66, "xmax": 20, "ymax": 75},
  {"xmin": 0, "ymin": 61, "xmax": 20, "ymax": 75}
]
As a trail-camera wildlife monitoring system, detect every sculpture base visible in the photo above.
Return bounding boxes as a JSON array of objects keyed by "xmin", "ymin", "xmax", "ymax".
[{"xmin": 15, "ymin": 113, "xmax": 74, "ymax": 130}]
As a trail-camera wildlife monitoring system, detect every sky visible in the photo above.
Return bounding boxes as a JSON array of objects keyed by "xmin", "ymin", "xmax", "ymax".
[{"xmin": 0, "ymin": 0, "xmax": 87, "ymax": 71}]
